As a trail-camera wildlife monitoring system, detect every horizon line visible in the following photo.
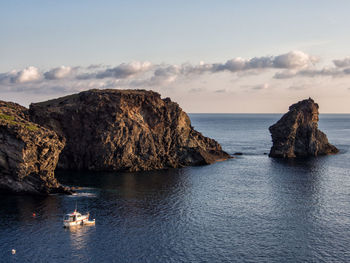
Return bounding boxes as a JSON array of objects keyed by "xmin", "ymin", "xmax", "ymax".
[{"xmin": 188, "ymin": 112, "xmax": 350, "ymax": 115}]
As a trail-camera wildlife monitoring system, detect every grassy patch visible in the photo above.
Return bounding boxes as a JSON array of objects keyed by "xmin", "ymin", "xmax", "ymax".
[
  {"xmin": 26, "ymin": 124, "xmax": 38, "ymax": 131},
  {"xmin": 0, "ymin": 113, "xmax": 38, "ymax": 131},
  {"xmin": 0, "ymin": 113, "xmax": 15, "ymax": 121}
]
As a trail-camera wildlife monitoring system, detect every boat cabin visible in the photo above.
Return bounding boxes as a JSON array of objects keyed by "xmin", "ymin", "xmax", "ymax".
[{"xmin": 64, "ymin": 211, "xmax": 83, "ymax": 222}]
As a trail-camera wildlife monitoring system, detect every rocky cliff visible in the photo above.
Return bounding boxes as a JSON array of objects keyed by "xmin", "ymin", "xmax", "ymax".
[
  {"xmin": 0, "ymin": 100, "xmax": 70, "ymax": 194},
  {"xmin": 29, "ymin": 89, "xmax": 230, "ymax": 172},
  {"xmin": 269, "ymin": 98, "xmax": 338, "ymax": 158}
]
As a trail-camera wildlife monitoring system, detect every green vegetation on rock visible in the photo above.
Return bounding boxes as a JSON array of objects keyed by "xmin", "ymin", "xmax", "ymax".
[
  {"xmin": 26, "ymin": 124, "xmax": 38, "ymax": 131},
  {"xmin": 0, "ymin": 113, "xmax": 38, "ymax": 131},
  {"xmin": 0, "ymin": 113, "xmax": 15, "ymax": 121}
]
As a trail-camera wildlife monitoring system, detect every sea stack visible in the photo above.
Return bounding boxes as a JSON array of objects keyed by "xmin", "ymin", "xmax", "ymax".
[
  {"xmin": 29, "ymin": 89, "xmax": 230, "ymax": 172},
  {"xmin": 269, "ymin": 98, "xmax": 338, "ymax": 158},
  {"xmin": 0, "ymin": 101, "xmax": 69, "ymax": 194}
]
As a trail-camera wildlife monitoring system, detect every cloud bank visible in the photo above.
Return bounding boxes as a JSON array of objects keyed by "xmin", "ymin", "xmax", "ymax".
[
  {"xmin": 273, "ymin": 55, "xmax": 350, "ymax": 79},
  {"xmin": 1, "ymin": 50, "xmax": 350, "ymax": 95},
  {"xmin": 274, "ymin": 67, "xmax": 350, "ymax": 79}
]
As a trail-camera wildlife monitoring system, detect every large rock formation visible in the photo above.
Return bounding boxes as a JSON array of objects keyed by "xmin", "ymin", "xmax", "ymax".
[
  {"xmin": 29, "ymin": 89, "xmax": 230, "ymax": 172},
  {"xmin": 269, "ymin": 98, "xmax": 338, "ymax": 158},
  {"xmin": 0, "ymin": 100, "xmax": 69, "ymax": 194}
]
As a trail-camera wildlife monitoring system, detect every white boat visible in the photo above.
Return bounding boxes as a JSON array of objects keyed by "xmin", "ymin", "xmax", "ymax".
[{"xmin": 63, "ymin": 210, "xmax": 95, "ymax": 227}]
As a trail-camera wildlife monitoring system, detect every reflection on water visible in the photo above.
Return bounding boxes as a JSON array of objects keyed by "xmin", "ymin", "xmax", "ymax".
[
  {"xmin": 68, "ymin": 192, "xmax": 98, "ymax": 198},
  {"xmin": 269, "ymin": 157, "xmax": 324, "ymax": 202},
  {"xmin": 66, "ymin": 225, "xmax": 94, "ymax": 251},
  {"xmin": 266, "ymin": 155, "xmax": 350, "ymax": 261},
  {"xmin": 0, "ymin": 194, "xmax": 63, "ymax": 226}
]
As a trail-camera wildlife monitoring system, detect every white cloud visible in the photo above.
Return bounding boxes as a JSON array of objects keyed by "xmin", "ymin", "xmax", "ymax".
[
  {"xmin": 333, "ymin": 57, "xmax": 350, "ymax": 68},
  {"xmin": 211, "ymin": 50, "xmax": 316, "ymax": 73},
  {"xmin": 149, "ymin": 65, "xmax": 180, "ymax": 85},
  {"xmin": 94, "ymin": 61, "xmax": 152, "ymax": 79},
  {"xmin": 272, "ymin": 50, "xmax": 318, "ymax": 69},
  {"xmin": 216, "ymin": 57, "xmax": 248, "ymax": 71},
  {"xmin": 17, "ymin": 66, "xmax": 42, "ymax": 83},
  {"xmin": 44, "ymin": 66, "xmax": 75, "ymax": 80},
  {"xmin": 0, "ymin": 66, "xmax": 42, "ymax": 84}
]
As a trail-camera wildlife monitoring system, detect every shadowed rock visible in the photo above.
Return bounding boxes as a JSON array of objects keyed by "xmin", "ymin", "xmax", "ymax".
[
  {"xmin": 269, "ymin": 98, "xmax": 338, "ymax": 158},
  {"xmin": 0, "ymin": 101, "xmax": 70, "ymax": 194},
  {"xmin": 29, "ymin": 89, "xmax": 230, "ymax": 172}
]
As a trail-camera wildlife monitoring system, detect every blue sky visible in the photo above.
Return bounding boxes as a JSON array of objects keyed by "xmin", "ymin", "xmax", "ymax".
[{"xmin": 1, "ymin": 1, "xmax": 350, "ymax": 112}]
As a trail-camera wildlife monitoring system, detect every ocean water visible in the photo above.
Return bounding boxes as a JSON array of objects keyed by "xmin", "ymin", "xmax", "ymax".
[{"xmin": 1, "ymin": 114, "xmax": 350, "ymax": 263}]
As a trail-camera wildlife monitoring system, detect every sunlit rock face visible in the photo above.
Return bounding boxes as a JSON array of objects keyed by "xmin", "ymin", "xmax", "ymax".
[
  {"xmin": 269, "ymin": 98, "xmax": 338, "ymax": 158},
  {"xmin": 29, "ymin": 89, "xmax": 230, "ymax": 172},
  {"xmin": 0, "ymin": 101, "xmax": 69, "ymax": 194}
]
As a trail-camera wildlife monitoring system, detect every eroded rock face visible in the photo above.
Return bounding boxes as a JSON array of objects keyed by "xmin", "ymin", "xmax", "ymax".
[
  {"xmin": 0, "ymin": 100, "xmax": 69, "ymax": 194},
  {"xmin": 29, "ymin": 89, "xmax": 230, "ymax": 171},
  {"xmin": 269, "ymin": 98, "xmax": 338, "ymax": 158}
]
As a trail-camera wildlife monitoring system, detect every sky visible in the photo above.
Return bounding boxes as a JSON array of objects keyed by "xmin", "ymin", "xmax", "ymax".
[{"xmin": 1, "ymin": 0, "xmax": 350, "ymax": 113}]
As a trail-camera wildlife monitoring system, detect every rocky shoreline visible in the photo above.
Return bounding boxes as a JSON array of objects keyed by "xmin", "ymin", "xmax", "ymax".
[
  {"xmin": 0, "ymin": 101, "xmax": 71, "ymax": 195},
  {"xmin": 0, "ymin": 91, "xmax": 339, "ymax": 195},
  {"xmin": 1, "ymin": 89, "xmax": 231, "ymax": 194}
]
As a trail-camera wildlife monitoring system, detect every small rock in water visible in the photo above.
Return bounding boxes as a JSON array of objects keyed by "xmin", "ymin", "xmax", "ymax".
[
  {"xmin": 233, "ymin": 152, "xmax": 243, "ymax": 156},
  {"xmin": 12, "ymin": 249, "xmax": 16, "ymax": 255},
  {"xmin": 268, "ymin": 98, "xmax": 338, "ymax": 158}
]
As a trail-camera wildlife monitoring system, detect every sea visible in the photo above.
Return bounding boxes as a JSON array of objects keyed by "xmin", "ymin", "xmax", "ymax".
[{"xmin": 1, "ymin": 114, "xmax": 350, "ymax": 263}]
